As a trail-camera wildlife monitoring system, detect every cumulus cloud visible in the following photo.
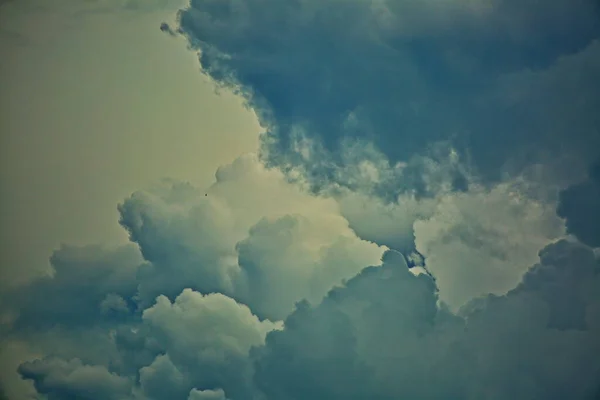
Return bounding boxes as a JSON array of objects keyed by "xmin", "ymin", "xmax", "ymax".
[
  {"xmin": 414, "ymin": 179, "xmax": 565, "ymax": 309},
  {"xmin": 13, "ymin": 232, "xmax": 599, "ymax": 400},
  {"xmin": 118, "ymin": 154, "xmax": 385, "ymax": 318},
  {"xmin": 177, "ymin": 0, "xmax": 600, "ymax": 187},
  {"xmin": 330, "ymin": 142, "xmax": 473, "ymax": 253},
  {"xmin": 254, "ymin": 243, "xmax": 600, "ymax": 400},
  {"xmin": 141, "ymin": 289, "xmax": 280, "ymax": 398},
  {"xmin": 320, "ymin": 144, "xmax": 565, "ymax": 310},
  {"xmin": 235, "ymin": 213, "xmax": 384, "ymax": 319},
  {"xmin": 9, "ymin": 157, "xmax": 600, "ymax": 400},
  {"xmin": 4, "ymin": 0, "xmax": 600, "ymax": 399},
  {"xmin": 5, "ymin": 153, "xmax": 384, "ymax": 398}
]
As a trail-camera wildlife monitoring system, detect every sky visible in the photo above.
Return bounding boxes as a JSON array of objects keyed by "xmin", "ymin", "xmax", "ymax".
[{"xmin": 0, "ymin": 0, "xmax": 599, "ymax": 399}]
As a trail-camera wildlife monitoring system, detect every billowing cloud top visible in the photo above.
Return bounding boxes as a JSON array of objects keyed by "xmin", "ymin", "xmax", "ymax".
[
  {"xmin": 2, "ymin": 0, "xmax": 600, "ymax": 399},
  {"xmin": 177, "ymin": 0, "xmax": 600, "ymax": 189}
]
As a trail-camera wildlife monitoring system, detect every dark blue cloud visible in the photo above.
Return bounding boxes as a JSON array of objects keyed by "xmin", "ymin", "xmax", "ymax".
[
  {"xmin": 557, "ymin": 161, "xmax": 600, "ymax": 247},
  {"xmin": 177, "ymin": 0, "xmax": 600, "ymax": 190},
  {"xmin": 253, "ymin": 243, "xmax": 600, "ymax": 400}
]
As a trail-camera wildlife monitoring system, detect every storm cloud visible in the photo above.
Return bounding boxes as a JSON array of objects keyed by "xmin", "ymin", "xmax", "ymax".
[
  {"xmin": 3, "ymin": 0, "xmax": 600, "ymax": 399},
  {"xmin": 177, "ymin": 0, "xmax": 600, "ymax": 190}
]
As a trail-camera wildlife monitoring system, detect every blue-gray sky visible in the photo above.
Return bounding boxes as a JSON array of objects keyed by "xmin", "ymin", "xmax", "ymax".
[{"xmin": 1, "ymin": 0, "xmax": 599, "ymax": 399}]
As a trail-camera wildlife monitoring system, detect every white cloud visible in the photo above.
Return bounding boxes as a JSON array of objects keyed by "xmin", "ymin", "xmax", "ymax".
[
  {"xmin": 120, "ymin": 153, "xmax": 386, "ymax": 318},
  {"xmin": 188, "ymin": 388, "xmax": 228, "ymax": 400},
  {"xmin": 414, "ymin": 179, "xmax": 565, "ymax": 310},
  {"xmin": 141, "ymin": 289, "xmax": 280, "ymax": 397},
  {"xmin": 142, "ymin": 289, "xmax": 281, "ymax": 358}
]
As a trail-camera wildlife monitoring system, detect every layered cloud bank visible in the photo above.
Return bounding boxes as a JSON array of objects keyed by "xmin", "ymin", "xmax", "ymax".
[
  {"xmin": 2, "ymin": 0, "xmax": 600, "ymax": 399},
  {"xmin": 3, "ymin": 152, "xmax": 599, "ymax": 400}
]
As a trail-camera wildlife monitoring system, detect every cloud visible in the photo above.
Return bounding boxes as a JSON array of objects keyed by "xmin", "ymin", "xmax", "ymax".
[
  {"xmin": 140, "ymin": 289, "xmax": 280, "ymax": 399},
  {"xmin": 254, "ymin": 242, "xmax": 600, "ymax": 400},
  {"xmin": 18, "ymin": 357, "xmax": 133, "ymax": 400},
  {"xmin": 177, "ymin": 0, "xmax": 600, "ymax": 187},
  {"xmin": 16, "ymin": 238, "xmax": 599, "ymax": 400},
  {"xmin": 330, "ymin": 143, "xmax": 473, "ymax": 253},
  {"xmin": 138, "ymin": 354, "xmax": 189, "ymax": 400},
  {"xmin": 171, "ymin": 0, "xmax": 599, "ymax": 323},
  {"xmin": 188, "ymin": 388, "xmax": 228, "ymax": 400},
  {"xmin": 5, "ymin": 0, "xmax": 600, "ymax": 398},
  {"xmin": 6, "ymin": 153, "xmax": 384, "ymax": 399},
  {"xmin": 10, "ymin": 156, "xmax": 600, "ymax": 400},
  {"xmin": 413, "ymin": 179, "xmax": 565, "ymax": 310},
  {"xmin": 318, "ymin": 145, "xmax": 565, "ymax": 310},
  {"xmin": 118, "ymin": 154, "xmax": 385, "ymax": 318},
  {"xmin": 235, "ymin": 213, "xmax": 384, "ymax": 320},
  {"xmin": 557, "ymin": 160, "xmax": 600, "ymax": 247},
  {"xmin": 1, "ymin": 244, "xmax": 142, "ymax": 334}
]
